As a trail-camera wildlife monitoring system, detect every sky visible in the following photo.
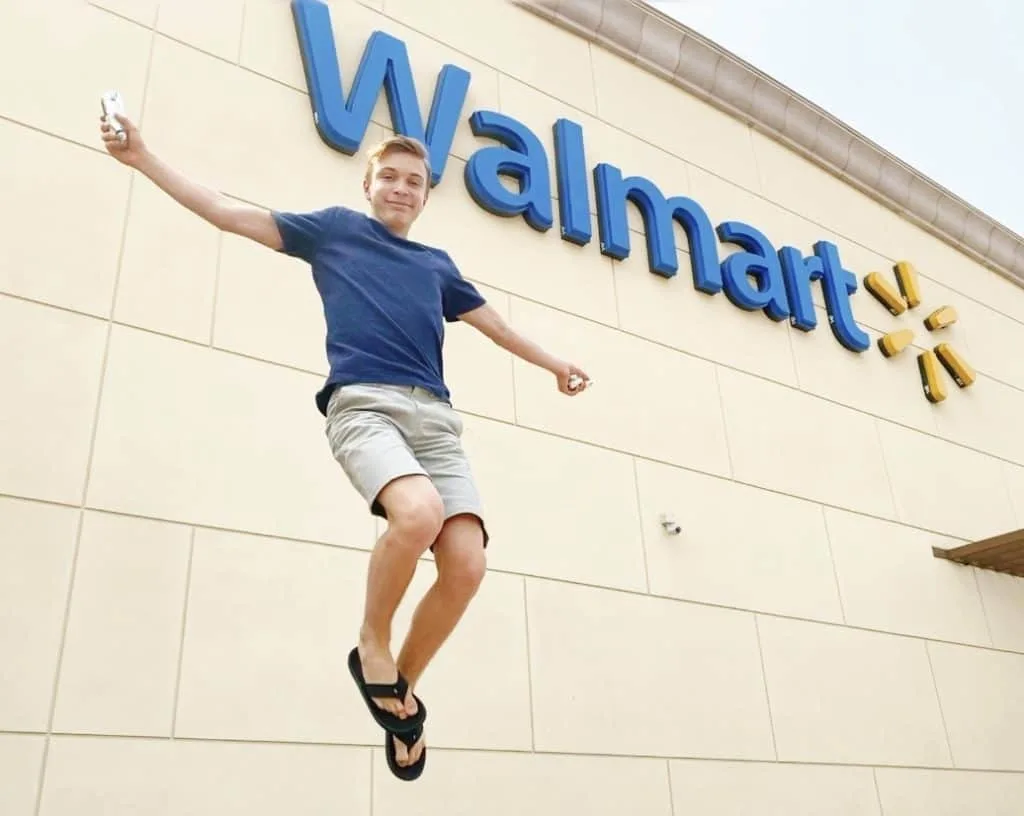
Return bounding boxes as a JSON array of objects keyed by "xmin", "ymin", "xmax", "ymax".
[{"xmin": 650, "ymin": 0, "xmax": 1023, "ymax": 238}]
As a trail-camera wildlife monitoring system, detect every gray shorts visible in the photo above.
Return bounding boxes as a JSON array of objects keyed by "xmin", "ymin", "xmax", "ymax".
[{"xmin": 324, "ymin": 383, "xmax": 488, "ymax": 546}]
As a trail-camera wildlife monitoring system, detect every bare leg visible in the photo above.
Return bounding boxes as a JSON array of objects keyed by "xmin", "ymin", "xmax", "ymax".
[
  {"xmin": 396, "ymin": 515, "xmax": 486, "ymax": 686},
  {"xmin": 358, "ymin": 475, "xmax": 444, "ymax": 720},
  {"xmin": 391, "ymin": 514, "xmax": 487, "ymax": 766}
]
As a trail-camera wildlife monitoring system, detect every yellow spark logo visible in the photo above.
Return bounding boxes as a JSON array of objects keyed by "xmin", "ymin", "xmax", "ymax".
[{"xmin": 864, "ymin": 262, "xmax": 976, "ymax": 403}]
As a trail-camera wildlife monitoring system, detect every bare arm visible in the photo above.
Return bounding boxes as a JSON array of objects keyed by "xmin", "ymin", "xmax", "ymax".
[
  {"xmin": 102, "ymin": 113, "xmax": 283, "ymax": 250},
  {"xmin": 458, "ymin": 303, "xmax": 590, "ymax": 395},
  {"xmin": 135, "ymin": 152, "xmax": 282, "ymax": 249}
]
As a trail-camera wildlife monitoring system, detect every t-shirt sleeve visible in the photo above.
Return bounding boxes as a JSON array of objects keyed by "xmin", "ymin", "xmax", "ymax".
[
  {"xmin": 439, "ymin": 252, "xmax": 487, "ymax": 322},
  {"xmin": 270, "ymin": 206, "xmax": 340, "ymax": 262}
]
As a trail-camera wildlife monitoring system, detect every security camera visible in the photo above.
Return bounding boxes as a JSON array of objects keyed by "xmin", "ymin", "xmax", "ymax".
[{"xmin": 659, "ymin": 513, "xmax": 682, "ymax": 536}]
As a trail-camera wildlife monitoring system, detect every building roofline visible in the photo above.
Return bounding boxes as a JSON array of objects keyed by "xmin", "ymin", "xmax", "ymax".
[{"xmin": 511, "ymin": 0, "xmax": 1024, "ymax": 289}]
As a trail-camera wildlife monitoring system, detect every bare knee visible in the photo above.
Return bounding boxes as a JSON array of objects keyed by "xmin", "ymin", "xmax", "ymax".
[
  {"xmin": 379, "ymin": 477, "xmax": 445, "ymax": 551},
  {"xmin": 443, "ymin": 548, "xmax": 486, "ymax": 598},
  {"xmin": 436, "ymin": 518, "xmax": 487, "ymax": 598}
]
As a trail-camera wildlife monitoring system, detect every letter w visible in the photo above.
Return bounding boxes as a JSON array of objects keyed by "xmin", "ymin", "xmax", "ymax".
[{"xmin": 291, "ymin": 0, "xmax": 470, "ymax": 184}]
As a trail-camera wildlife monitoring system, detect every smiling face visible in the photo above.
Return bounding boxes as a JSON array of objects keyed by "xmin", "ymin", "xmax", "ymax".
[{"xmin": 363, "ymin": 137, "xmax": 432, "ymax": 238}]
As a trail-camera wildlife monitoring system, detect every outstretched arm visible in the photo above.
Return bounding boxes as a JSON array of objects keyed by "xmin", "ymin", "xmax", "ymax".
[
  {"xmin": 458, "ymin": 303, "xmax": 591, "ymax": 395},
  {"xmin": 101, "ymin": 113, "xmax": 283, "ymax": 250}
]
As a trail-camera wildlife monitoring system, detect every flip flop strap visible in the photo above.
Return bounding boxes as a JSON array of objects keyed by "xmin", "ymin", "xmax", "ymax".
[
  {"xmin": 391, "ymin": 725, "xmax": 422, "ymax": 749},
  {"xmin": 363, "ymin": 673, "xmax": 409, "ymax": 700}
]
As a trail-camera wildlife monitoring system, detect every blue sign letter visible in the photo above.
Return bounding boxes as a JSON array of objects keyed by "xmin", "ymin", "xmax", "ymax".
[
  {"xmin": 593, "ymin": 163, "xmax": 721, "ymax": 292},
  {"xmin": 815, "ymin": 240, "xmax": 870, "ymax": 351},
  {"xmin": 778, "ymin": 246, "xmax": 820, "ymax": 332},
  {"xmin": 717, "ymin": 221, "xmax": 790, "ymax": 321},
  {"xmin": 553, "ymin": 118, "xmax": 591, "ymax": 245},
  {"xmin": 464, "ymin": 111, "xmax": 554, "ymax": 232},
  {"xmin": 291, "ymin": 0, "xmax": 470, "ymax": 184}
]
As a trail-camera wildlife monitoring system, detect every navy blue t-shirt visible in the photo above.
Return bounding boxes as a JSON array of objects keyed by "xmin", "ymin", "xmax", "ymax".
[{"xmin": 271, "ymin": 205, "xmax": 487, "ymax": 415}]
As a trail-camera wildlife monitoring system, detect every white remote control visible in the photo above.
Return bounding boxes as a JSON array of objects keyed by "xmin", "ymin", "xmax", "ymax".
[{"xmin": 100, "ymin": 90, "xmax": 126, "ymax": 142}]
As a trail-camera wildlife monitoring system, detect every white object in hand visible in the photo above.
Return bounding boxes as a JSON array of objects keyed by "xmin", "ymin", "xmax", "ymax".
[
  {"xmin": 100, "ymin": 90, "xmax": 126, "ymax": 142},
  {"xmin": 568, "ymin": 374, "xmax": 592, "ymax": 390}
]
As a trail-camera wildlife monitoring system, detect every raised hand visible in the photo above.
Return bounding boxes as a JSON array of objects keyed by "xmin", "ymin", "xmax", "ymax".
[{"xmin": 99, "ymin": 113, "xmax": 148, "ymax": 168}]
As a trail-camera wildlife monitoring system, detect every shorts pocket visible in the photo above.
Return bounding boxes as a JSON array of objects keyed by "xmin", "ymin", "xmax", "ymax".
[
  {"xmin": 423, "ymin": 400, "xmax": 463, "ymax": 437},
  {"xmin": 327, "ymin": 385, "xmax": 391, "ymax": 421}
]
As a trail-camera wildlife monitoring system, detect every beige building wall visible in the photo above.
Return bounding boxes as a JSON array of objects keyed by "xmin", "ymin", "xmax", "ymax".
[{"xmin": 3, "ymin": 0, "xmax": 1024, "ymax": 813}]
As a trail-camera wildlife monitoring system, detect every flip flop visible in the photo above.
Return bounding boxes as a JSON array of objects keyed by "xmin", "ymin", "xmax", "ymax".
[
  {"xmin": 347, "ymin": 647, "xmax": 426, "ymax": 733},
  {"xmin": 385, "ymin": 724, "xmax": 426, "ymax": 781}
]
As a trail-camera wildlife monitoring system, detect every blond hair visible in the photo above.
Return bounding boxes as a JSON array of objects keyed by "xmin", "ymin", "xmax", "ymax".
[{"xmin": 364, "ymin": 135, "xmax": 432, "ymax": 184}]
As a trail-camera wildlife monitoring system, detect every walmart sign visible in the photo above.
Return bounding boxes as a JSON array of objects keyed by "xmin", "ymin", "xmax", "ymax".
[{"xmin": 291, "ymin": 0, "xmax": 871, "ymax": 354}]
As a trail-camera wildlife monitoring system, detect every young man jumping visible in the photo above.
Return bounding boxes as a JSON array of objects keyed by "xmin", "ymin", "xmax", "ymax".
[{"xmin": 101, "ymin": 114, "xmax": 590, "ymax": 780}]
